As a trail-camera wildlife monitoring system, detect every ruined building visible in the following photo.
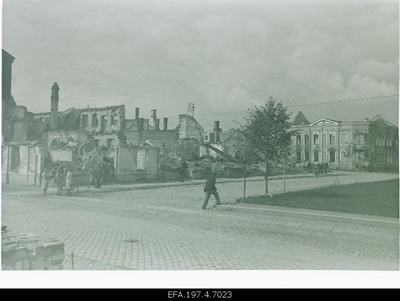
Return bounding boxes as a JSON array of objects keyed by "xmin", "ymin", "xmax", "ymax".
[{"xmin": 2, "ymin": 50, "xmax": 45, "ymax": 184}]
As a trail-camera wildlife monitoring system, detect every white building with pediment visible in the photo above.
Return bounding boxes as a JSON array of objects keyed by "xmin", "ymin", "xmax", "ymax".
[{"xmin": 290, "ymin": 111, "xmax": 398, "ymax": 171}]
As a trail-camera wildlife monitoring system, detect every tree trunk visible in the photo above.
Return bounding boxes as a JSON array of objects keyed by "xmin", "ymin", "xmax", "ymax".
[{"xmin": 265, "ymin": 157, "xmax": 269, "ymax": 195}]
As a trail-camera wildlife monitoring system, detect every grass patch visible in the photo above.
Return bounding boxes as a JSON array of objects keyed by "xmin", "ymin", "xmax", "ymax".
[{"xmin": 238, "ymin": 179, "xmax": 399, "ymax": 218}]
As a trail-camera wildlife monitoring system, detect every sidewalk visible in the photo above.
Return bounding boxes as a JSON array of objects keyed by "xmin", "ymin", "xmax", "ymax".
[
  {"xmin": 79, "ymin": 170, "xmax": 354, "ymax": 194},
  {"xmin": 3, "ymin": 171, "xmax": 390, "ymax": 196}
]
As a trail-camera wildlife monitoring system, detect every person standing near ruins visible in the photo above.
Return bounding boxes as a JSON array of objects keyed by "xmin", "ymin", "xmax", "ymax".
[
  {"xmin": 179, "ymin": 160, "xmax": 188, "ymax": 182},
  {"xmin": 41, "ymin": 169, "xmax": 50, "ymax": 196},
  {"xmin": 87, "ymin": 165, "xmax": 95, "ymax": 188},
  {"xmin": 55, "ymin": 165, "xmax": 64, "ymax": 195},
  {"xmin": 65, "ymin": 168, "xmax": 73, "ymax": 196}
]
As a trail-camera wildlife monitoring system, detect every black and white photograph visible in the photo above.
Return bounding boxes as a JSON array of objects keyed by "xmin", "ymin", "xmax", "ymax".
[{"xmin": 0, "ymin": 0, "xmax": 399, "ymax": 289}]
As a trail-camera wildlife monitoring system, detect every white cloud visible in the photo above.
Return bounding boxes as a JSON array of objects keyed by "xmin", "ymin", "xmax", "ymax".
[{"xmin": 2, "ymin": 0, "xmax": 399, "ymax": 129}]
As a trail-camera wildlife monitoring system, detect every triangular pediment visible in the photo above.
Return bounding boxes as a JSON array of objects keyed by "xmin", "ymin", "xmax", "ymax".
[{"xmin": 309, "ymin": 118, "xmax": 339, "ymax": 126}]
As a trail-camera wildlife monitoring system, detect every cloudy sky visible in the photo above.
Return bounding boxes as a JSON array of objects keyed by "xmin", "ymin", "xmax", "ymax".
[{"xmin": 2, "ymin": 0, "xmax": 399, "ymax": 130}]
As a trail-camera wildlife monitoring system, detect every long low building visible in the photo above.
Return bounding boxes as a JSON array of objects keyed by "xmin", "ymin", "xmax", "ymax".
[{"xmin": 290, "ymin": 111, "xmax": 399, "ymax": 171}]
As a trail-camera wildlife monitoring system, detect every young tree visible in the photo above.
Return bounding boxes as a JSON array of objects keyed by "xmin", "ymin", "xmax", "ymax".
[{"xmin": 242, "ymin": 97, "xmax": 297, "ymax": 195}]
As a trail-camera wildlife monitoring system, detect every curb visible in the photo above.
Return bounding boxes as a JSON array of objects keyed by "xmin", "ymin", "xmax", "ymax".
[{"xmin": 78, "ymin": 172, "xmax": 350, "ymax": 195}]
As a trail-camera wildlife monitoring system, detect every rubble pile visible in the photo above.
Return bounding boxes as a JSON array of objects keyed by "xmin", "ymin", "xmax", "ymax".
[
  {"xmin": 2, "ymin": 229, "xmax": 65, "ymax": 270},
  {"xmin": 45, "ymin": 145, "xmax": 117, "ymax": 182},
  {"xmin": 160, "ymin": 153, "xmax": 182, "ymax": 169}
]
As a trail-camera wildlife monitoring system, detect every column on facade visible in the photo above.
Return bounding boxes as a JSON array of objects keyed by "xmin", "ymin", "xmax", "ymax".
[
  {"xmin": 309, "ymin": 127, "xmax": 312, "ymax": 163},
  {"xmin": 337, "ymin": 122, "xmax": 341, "ymax": 169},
  {"xmin": 321, "ymin": 124, "xmax": 324, "ymax": 164}
]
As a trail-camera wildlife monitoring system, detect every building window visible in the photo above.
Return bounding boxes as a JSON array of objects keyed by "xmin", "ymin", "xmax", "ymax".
[
  {"xmin": 305, "ymin": 151, "xmax": 310, "ymax": 162},
  {"xmin": 92, "ymin": 113, "xmax": 98, "ymax": 126},
  {"xmin": 305, "ymin": 135, "xmax": 310, "ymax": 145},
  {"xmin": 313, "ymin": 134, "xmax": 319, "ymax": 145},
  {"xmin": 329, "ymin": 134, "xmax": 335, "ymax": 145},
  {"xmin": 137, "ymin": 149, "xmax": 146, "ymax": 171},
  {"xmin": 101, "ymin": 115, "xmax": 108, "ymax": 132},
  {"xmin": 340, "ymin": 132, "xmax": 347, "ymax": 144},
  {"xmin": 329, "ymin": 150, "xmax": 336, "ymax": 162},
  {"xmin": 107, "ymin": 138, "xmax": 113, "ymax": 148},
  {"xmin": 81, "ymin": 115, "xmax": 88, "ymax": 128},
  {"xmin": 296, "ymin": 135, "xmax": 301, "ymax": 145},
  {"xmin": 314, "ymin": 150, "xmax": 319, "ymax": 162},
  {"xmin": 296, "ymin": 150, "xmax": 301, "ymax": 161},
  {"xmin": 340, "ymin": 151, "xmax": 346, "ymax": 161},
  {"xmin": 111, "ymin": 114, "xmax": 118, "ymax": 126}
]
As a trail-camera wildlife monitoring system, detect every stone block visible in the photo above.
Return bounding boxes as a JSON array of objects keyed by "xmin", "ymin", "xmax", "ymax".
[
  {"xmin": 2, "ymin": 231, "xmax": 65, "ymax": 270},
  {"xmin": 2, "ymin": 247, "xmax": 29, "ymax": 265},
  {"xmin": 41, "ymin": 241, "xmax": 65, "ymax": 251}
]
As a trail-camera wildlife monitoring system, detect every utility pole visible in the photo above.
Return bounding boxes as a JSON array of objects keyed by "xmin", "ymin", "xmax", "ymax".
[
  {"xmin": 243, "ymin": 161, "xmax": 247, "ymax": 200},
  {"xmin": 283, "ymin": 157, "xmax": 286, "ymax": 193}
]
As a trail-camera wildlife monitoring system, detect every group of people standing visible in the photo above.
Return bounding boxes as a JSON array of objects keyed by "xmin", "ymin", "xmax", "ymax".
[
  {"xmin": 312, "ymin": 162, "xmax": 329, "ymax": 178},
  {"xmin": 41, "ymin": 164, "xmax": 73, "ymax": 196}
]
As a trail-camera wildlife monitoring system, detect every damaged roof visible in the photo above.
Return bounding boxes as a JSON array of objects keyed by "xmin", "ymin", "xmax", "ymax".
[{"xmin": 40, "ymin": 108, "xmax": 84, "ymax": 131}]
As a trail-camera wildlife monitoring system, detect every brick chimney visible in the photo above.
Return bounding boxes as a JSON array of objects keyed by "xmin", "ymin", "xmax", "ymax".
[
  {"xmin": 154, "ymin": 119, "xmax": 160, "ymax": 130},
  {"xmin": 163, "ymin": 117, "xmax": 168, "ymax": 130},
  {"xmin": 213, "ymin": 121, "xmax": 220, "ymax": 143},
  {"xmin": 50, "ymin": 83, "xmax": 60, "ymax": 130},
  {"xmin": 135, "ymin": 107, "xmax": 140, "ymax": 120}
]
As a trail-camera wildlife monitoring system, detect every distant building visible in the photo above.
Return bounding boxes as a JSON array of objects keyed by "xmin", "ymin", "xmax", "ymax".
[{"xmin": 289, "ymin": 111, "xmax": 398, "ymax": 170}]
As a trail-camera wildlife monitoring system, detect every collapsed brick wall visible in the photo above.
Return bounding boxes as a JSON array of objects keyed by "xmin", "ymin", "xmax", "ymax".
[
  {"xmin": 2, "ymin": 231, "xmax": 65, "ymax": 270},
  {"xmin": 141, "ymin": 130, "xmax": 178, "ymax": 154}
]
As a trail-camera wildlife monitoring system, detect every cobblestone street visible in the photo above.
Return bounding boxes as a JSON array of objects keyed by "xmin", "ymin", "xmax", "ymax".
[{"xmin": 2, "ymin": 172, "xmax": 399, "ymax": 271}]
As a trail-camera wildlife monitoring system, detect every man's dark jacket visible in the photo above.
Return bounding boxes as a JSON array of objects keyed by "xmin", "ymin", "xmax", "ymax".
[{"xmin": 204, "ymin": 175, "xmax": 217, "ymax": 193}]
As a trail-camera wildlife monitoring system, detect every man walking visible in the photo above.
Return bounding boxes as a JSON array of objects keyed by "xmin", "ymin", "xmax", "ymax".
[{"xmin": 202, "ymin": 164, "xmax": 220, "ymax": 210}]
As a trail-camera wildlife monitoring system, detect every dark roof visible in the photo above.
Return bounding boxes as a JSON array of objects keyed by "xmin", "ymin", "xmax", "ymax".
[
  {"xmin": 293, "ymin": 111, "xmax": 310, "ymax": 125},
  {"xmin": 60, "ymin": 108, "xmax": 84, "ymax": 130},
  {"xmin": 41, "ymin": 108, "xmax": 83, "ymax": 131},
  {"xmin": 370, "ymin": 115, "xmax": 397, "ymax": 127}
]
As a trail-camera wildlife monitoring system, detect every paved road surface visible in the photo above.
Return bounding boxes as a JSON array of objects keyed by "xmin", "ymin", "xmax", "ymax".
[{"xmin": 1, "ymin": 172, "xmax": 398, "ymax": 271}]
